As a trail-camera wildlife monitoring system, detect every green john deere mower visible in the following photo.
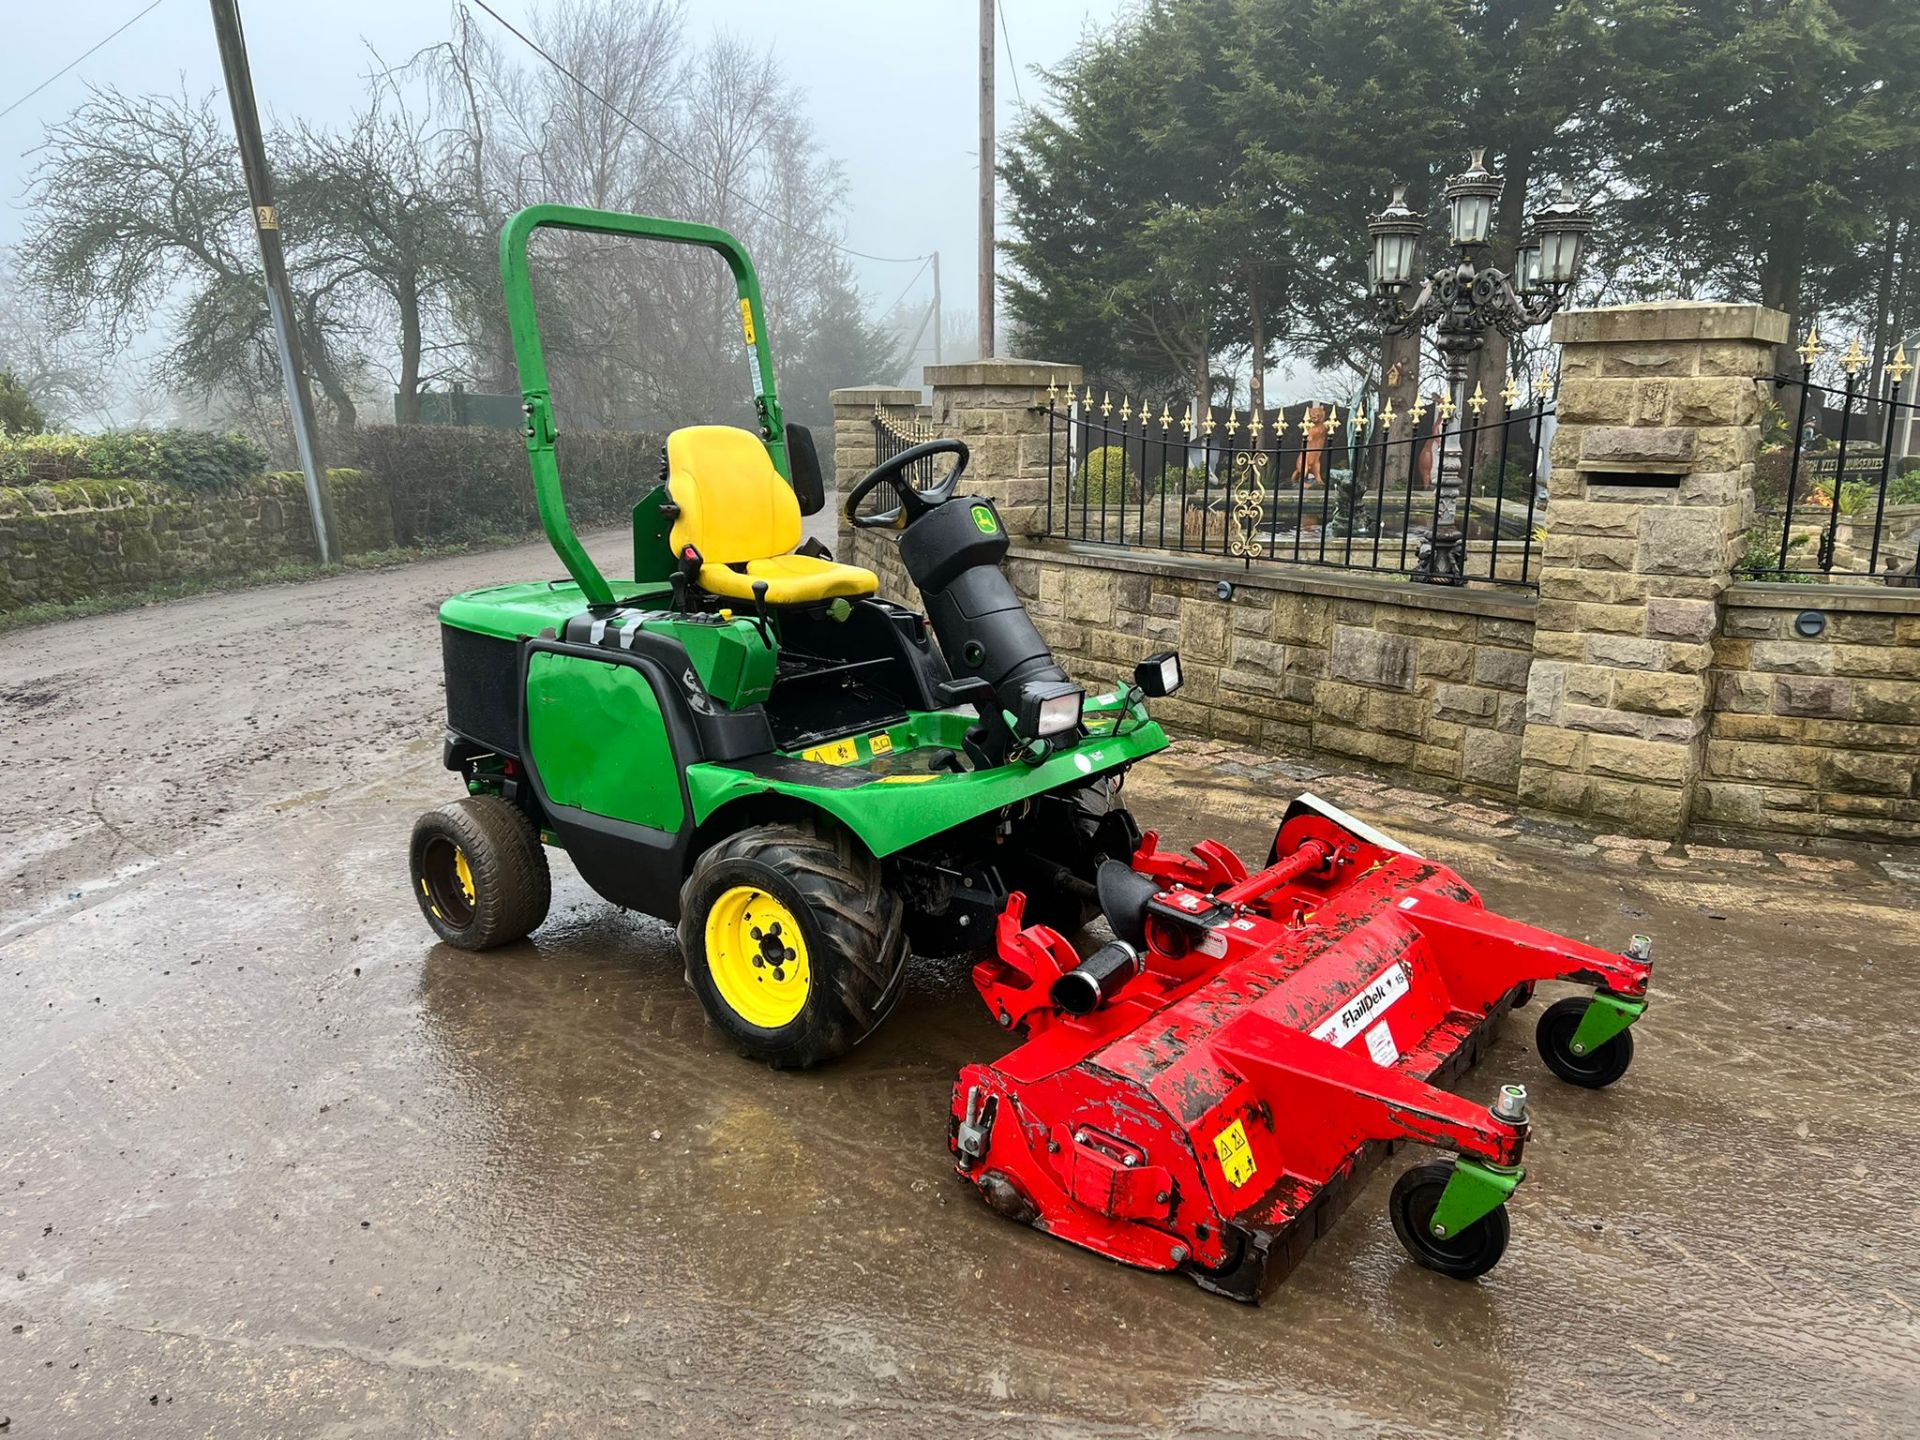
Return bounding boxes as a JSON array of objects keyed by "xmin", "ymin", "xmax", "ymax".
[{"xmin": 410, "ymin": 205, "xmax": 1182, "ymax": 1067}]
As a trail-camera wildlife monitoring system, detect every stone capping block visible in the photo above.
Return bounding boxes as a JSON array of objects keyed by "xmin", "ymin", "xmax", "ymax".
[
  {"xmin": 1014, "ymin": 539, "xmax": 1538, "ymax": 621},
  {"xmin": 1724, "ymin": 581, "xmax": 1920, "ymax": 616},
  {"xmin": 923, "ymin": 358, "xmax": 1084, "ymax": 390},
  {"xmin": 829, "ymin": 385, "xmax": 922, "ymax": 408},
  {"xmin": 1551, "ymin": 302, "xmax": 1790, "ymax": 347}
]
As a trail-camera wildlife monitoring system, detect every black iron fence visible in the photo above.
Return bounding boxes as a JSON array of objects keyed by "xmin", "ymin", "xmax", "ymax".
[
  {"xmin": 1040, "ymin": 382, "xmax": 1552, "ymax": 589},
  {"xmin": 1749, "ymin": 339, "xmax": 1920, "ymax": 584},
  {"xmin": 872, "ymin": 408, "xmax": 942, "ymax": 490}
]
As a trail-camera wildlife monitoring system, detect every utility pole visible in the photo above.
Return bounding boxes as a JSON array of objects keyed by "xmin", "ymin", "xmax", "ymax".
[
  {"xmin": 931, "ymin": 250, "xmax": 943, "ymax": 365},
  {"xmin": 977, "ymin": 0, "xmax": 995, "ymax": 359},
  {"xmin": 209, "ymin": 0, "xmax": 335, "ymax": 562}
]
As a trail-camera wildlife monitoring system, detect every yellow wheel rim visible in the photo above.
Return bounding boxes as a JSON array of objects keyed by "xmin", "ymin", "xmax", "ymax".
[
  {"xmin": 420, "ymin": 836, "xmax": 478, "ymax": 925},
  {"xmin": 704, "ymin": 885, "xmax": 811, "ymax": 1030}
]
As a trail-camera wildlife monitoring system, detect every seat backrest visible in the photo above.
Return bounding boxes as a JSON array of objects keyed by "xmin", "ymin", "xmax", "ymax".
[{"xmin": 665, "ymin": 425, "xmax": 800, "ymax": 565}]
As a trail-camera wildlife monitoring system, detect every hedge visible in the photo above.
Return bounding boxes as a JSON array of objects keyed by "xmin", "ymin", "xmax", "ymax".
[
  {"xmin": 340, "ymin": 425, "xmax": 665, "ymax": 545},
  {"xmin": 2, "ymin": 421, "xmax": 689, "ymax": 551},
  {"xmin": 0, "ymin": 429, "xmax": 268, "ymax": 490}
]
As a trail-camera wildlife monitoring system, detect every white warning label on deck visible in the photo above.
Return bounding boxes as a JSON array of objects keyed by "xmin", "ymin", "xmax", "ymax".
[
  {"xmin": 1365, "ymin": 1019, "xmax": 1400, "ymax": 1068},
  {"xmin": 1310, "ymin": 962, "xmax": 1411, "ymax": 1051}
]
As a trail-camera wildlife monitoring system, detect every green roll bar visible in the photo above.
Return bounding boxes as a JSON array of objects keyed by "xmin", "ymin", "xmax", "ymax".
[{"xmin": 499, "ymin": 204, "xmax": 787, "ymax": 607}]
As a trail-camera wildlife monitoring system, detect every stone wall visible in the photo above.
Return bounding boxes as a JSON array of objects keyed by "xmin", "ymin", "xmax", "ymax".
[
  {"xmin": 0, "ymin": 469, "xmax": 393, "ymax": 610},
  {"xmin": 1697, "ymin": 584, "xmax": 1920, "ymax": 841},
  {"xmin": 832, "ymin": 330, "xmax": 1919, "ymax": 845},
  {"xmin": 1013, "ymin": 546, "xmax": 1536, "ymax": 795},
  {"xmin": 829, "ymin": 383, "xmax": 926, "ymax": 596}
]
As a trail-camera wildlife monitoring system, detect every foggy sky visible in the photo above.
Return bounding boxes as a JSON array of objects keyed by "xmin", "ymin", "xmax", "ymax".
[{"xmin": 1, "ymin": 1, "xmax": 1129, "ymax": 345}]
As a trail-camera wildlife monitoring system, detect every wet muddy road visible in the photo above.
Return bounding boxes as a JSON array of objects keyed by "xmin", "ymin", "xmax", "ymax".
[{"xmin": 4, "ymin": 541, "xmax": 1919, "ymax": 1436}]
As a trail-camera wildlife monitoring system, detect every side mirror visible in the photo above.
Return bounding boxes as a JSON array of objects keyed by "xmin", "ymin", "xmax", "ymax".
[{"xmin": 786, "ymin": 423, "xmax": 826, "ymax": 516}]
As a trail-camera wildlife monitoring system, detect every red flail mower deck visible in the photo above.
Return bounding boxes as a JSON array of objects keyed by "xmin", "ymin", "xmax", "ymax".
[{"xmin": 950, "ymin": 795, "xmax": 1652, "ymax": 1301}]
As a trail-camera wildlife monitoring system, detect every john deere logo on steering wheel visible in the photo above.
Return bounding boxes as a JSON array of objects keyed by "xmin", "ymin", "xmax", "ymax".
[{"xmin": 970, "ymin": 504, "xmax": 1000, "ymax": 534}]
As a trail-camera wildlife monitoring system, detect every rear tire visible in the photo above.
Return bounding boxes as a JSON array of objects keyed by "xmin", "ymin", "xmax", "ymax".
[
  {"xmin": 678, "ymin": 818, "xmax": 907, "ymax": 1069},
  {"xmin": 410, "ymin": 796, "xmax": 551, "ymax": 950}
]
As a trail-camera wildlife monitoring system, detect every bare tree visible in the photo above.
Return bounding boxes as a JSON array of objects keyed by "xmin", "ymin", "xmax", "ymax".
[
  {"xmin": 282, "ymin": 98, "xmax": 486, "ymax": 422},
  {"xmin": 413, "ymin": 2, "xmax": 898, "ymax": 432},
  {"xmin": 18, "ymin": 2, "xmax": 906, "ymax": 440},
  {"xmin": 21, "ymin": 86, "xmax": 369, "ymax": 425},
  {"xmin": 0, "ymin": 258, "xmax": 114, "ymax": 428}
]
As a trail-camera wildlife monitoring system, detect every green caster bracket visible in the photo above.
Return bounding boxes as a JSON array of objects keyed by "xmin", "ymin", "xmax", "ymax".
[
  {"xmin": 1568, "ymin": 991, "xmax": 1646, "ymax": 1059},
  {"xmin": 1428, "ymin": 1157, "xmax": 1524, "ymax": 1240}
]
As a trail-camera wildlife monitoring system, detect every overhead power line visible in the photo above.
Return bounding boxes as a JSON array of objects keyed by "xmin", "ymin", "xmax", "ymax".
[
  {"xmin": 0, "ymin": 0, "xmax": 169, "ymax": 123},
  {"xmin": 469, "ymin": 0, "xmax": 929, "ymax": 266},
  {"xmin": 879, "ymin": 253, "xmax": 932, "ymax": 317},
  {"xmin": 997, "ymin": 0, "xmax": 1026, "ymax": 109}
]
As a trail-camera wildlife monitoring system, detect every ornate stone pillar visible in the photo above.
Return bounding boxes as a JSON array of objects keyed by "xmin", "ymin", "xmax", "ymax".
[{"xmin": 1517, "ymin": 302, "xmax": 1788, "ymax": 836}]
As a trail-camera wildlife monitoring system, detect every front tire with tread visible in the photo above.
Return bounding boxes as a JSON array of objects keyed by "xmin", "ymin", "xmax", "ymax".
[
  {"xmin": 1009, "ymin": 775, "xmax": 1139, "ymax": 937},
  {"xmin": 679, "ymin": 818, "xmax": 907, "ymax": 1069}
]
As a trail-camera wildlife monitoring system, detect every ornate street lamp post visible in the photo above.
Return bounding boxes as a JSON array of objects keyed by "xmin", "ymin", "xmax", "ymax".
[{"xmin": 1369, "ymin": 150, "xmax": 1593, "ymax": 584}]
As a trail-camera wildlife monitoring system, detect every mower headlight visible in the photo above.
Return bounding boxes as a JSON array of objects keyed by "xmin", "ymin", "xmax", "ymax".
[
  {"xmin": 1017, "ymin": 680, "xmax": 1085, "ymax": 739},
  {"xmin": 1134, "ymin": 650, "xmax": 1182, "ymax": 698}
]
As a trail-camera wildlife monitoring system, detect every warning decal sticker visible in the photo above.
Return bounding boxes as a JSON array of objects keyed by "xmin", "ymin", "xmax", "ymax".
[{"xmin": 1212, "ymin": 1118, "xmax": 1256, "ymax": 1187}]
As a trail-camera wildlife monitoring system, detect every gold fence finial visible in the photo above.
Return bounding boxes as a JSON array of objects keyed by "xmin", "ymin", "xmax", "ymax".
[
  {"xmin": 1468, "ymin": 381, "xmax": 1487, "ymax": 415},
  {"xmin": 1202, "ymin": 410, "xmax": 1216, "ymax": 436},
  {"xmin": 1326, "ymin": 403, "xmax": 1341, "ymax": 436},
  {"xmin": 1100, "ymin": 390, "xmax": 1113, "ymax": 418},
  {"xmin": 1159, "ymin": 403, "xmax": 1173, "ymax": 429},
  {"xmin": 1797, "ymin": 324, "xmax": 1824, "ymax": 368},
  {"xmin": 1380, "ymin": 398, "xmax": 1397, "ymax": 429},
  {"xmin": 1179, "ymin": 404, "xmax": 1193, "ymax": 434},
  {"xmin": 1083, "ymin": 384, "xmax": 1094, "ymax": 407},
  {"xmin": 1247, "ymin": 409, "xmax": 1263, "ymax": 441},
  {"xmin": 1889, "ymin": 344, "xmax": 1913, "ymax": 387},
  {"xmin": 1119, "ymin": 395, "xmax": 1133, "ymax": 422},
  {"xmin": 1046, "ymin": 377, "xmax": 1059, "ymax": 405},
  {"xmin": 1437, "ymin": 391, "xmax": 1457, "ymax": 423},
  {"xmin": 1500, "ymin": 372, "xmax": 1520, "ymax": 408},
  {"xmin": 1841, "ymin": 335, "xmax": 1868, "ymax": 378},
  {"xmin": 1353, "ymin": 403, "xmax": 1367, "ymax": 432},
  {"xmin": 1225, "ymin": 410, "xmax": 1240, "ymax": 437}
]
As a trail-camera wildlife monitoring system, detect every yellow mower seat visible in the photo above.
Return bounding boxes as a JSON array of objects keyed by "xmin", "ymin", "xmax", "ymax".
[{"xmin": 665, "ymin": 424, "xmax": 877, "ymax": 605}]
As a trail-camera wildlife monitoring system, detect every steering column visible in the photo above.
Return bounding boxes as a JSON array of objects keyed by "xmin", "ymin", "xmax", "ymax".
[{"xmin": 846, "ymin": 440, "xmax": 1075, "ymax": 765}]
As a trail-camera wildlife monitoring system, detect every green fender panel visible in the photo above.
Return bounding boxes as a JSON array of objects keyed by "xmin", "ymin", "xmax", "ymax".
[
  {"xmin": 686, "ymin": 714, "xmax": 1170, "ymax": 858},
  {"xmin": 527, "ymin": 651, "xmax": 685, "ymax": 830}
]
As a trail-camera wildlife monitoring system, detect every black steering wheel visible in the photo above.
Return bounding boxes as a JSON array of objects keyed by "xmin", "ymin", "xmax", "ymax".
[{"xmin": 844, "ymin": 438, "xmax": 970, "ymax": 530}]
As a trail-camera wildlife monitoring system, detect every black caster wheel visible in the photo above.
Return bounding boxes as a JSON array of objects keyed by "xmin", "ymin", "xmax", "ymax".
[
  {"xmin": 1535, "ymin": 995, "xmax": 1634, "ymax": 1089},
  {"xmin": 1389, "ymin": 1161, "xmax": 1509, "ymax": 1280}
]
